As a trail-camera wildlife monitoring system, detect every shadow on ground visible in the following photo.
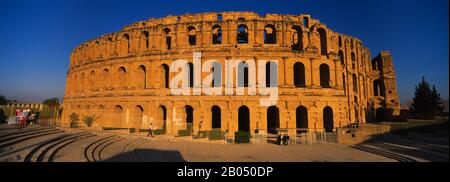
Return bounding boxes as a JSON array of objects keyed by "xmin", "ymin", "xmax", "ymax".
[{"xmin": 102, "ymin": 149, "xmax": 186, "ymax": 162}]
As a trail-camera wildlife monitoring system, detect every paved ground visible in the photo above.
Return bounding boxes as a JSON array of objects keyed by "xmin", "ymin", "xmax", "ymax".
[{"xmin": 0, "ymin": 124, "xmax": 448, "ymax": 162}]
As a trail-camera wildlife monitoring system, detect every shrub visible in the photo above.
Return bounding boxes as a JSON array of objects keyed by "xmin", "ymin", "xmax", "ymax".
[
  {"xmin": 82, "ymin": 115, "xmax": 96, "ymax": 127},
  {"xmin": 234, "ymin": 131, "xmax": 251, "ymax": 143},
  {"xmin": 69, "ymin": 113, "xmax": 79, "ymax": 128},
  {"xmin": 208, "ymin": 129, "xmax": 225, "ymax": 140},
  {"xmin": 178, "ymin": 129, "xmax": 191, "ymax": 136},
  {"xmin": 129, "ymin": 128, "xmax": 136, "ymax": 133},
  {"xmin": 153, "ymin": 129, "xmax": 165, "ymax": 135}
]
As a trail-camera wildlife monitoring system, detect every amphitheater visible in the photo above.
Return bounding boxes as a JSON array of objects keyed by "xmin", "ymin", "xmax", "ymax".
[{"xmin": 61, "ymin": 11, "xmax": 401, "ymax": 140}]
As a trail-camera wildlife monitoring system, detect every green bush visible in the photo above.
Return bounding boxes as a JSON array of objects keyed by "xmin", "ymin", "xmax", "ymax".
[
  {"xmin": 69, "ymin": 113, "xmax": 79, "ymax": 128},
  {"xmin": 208, "ymin": 129, "xmax": 225, "ymax": 140},
  {"xmin": 129, "ymin": 128, "xmax": 136, "ymax": 133},
  {"xmin": 178, "ymin": 129, "xmax": 191, "ymax": 136},
  {"xmin": 82, "ymin": 115, "xmax": 95, "ymax": 127},
  {"xmin": 102, "ymin": 127, "xmax": 129, "ymax": 131},
  {"xmin": 234, "ymin": 131, "xmax": 251, "ymax": 143},
  {"xmin": 153, "ymin": 129, "xmax": 165, "ymax": 135}
]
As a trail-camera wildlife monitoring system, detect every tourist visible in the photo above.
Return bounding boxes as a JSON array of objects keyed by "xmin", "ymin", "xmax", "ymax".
[
  {"xmin": 147, "ymin": 123, "xmax": 154, "ymax": 137},
  {"xmin": 277, "ymin": 134, "xmax": 282, "ymax": 145},
  {"xmin": 285, "ymin": 134, "xmax": 290, "ymax": 145},
  {"xmin": 282, "ymin": 134, "xmax": 287, "ymax": 145},
  {"xmin": 34, "ymin": 111, "xmax": 40, "ymax": 125}
]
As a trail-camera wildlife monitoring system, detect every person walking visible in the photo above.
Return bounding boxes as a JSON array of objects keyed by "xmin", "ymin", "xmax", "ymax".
[
  {"xmin": 285, "ymin": 134, "xmax": 290, "ymax": 145},
  {"xmin": 147, "ymin": 123, "xmax": 154, "ymax": 137},
  {"xmin": 277, "ymin": 134, "xmax": 283, "ymax": 145}
]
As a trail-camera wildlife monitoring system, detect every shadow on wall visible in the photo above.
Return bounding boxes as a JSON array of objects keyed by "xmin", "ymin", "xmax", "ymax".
[{"xmin": 102, "ymin": 148, "xmax": 186, "ymax": 162}]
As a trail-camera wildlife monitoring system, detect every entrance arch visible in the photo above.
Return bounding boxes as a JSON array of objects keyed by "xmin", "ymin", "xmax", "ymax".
[
  {"xmin": 211, "ymin": 105, "xmax": 221, "ymax": 129},
  {"xmin": 266, "ymin": 106, "xmax": 279, "ymax": 134},
  {"xmin": 185, "ymin": 105, "xmax": 193, "ymax": 130},
  {"xmin": 296, "ymin": 106, "xmax": 308, "ymax": 133},
  {"xmin": 158, "ymin": 105, "xmax": 167, "ymax": 132},
  {"xmin": 238, "ymin": 106, "xmax": 250, "ymax": 132},
  {"xmin": 323, "ymin": 106, "xmax": 334, "ymax": 132},
  {"xmin": 134, "ymin": 105, "xmax": 144, "ymax": 129}
]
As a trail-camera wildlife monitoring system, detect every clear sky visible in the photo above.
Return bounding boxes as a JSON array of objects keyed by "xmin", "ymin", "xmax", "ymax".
[{"xmin": 0, "ymin": 0, "xmax": 448, "ymax": 104}]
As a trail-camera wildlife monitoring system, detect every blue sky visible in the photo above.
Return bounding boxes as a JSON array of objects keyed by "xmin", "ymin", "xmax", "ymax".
[{"xmin": 0, "ymin": 0, "xmax": 448, "ymax": 103}]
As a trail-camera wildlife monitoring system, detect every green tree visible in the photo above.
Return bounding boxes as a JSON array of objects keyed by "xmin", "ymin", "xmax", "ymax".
[
  {"xmin": 0, "ymin": 95, "xmax": 7, "ymax": 105},
  {"xmin": 411, "ymin": 77, "xmax": 442, "ymax": 116},
  {"xmin": 43, "ymin": 98, "xmax": 60, "ymax": 119},
  {"xmin": 431, "ymin": 85, "xmax": 444, "ymax": 115}
]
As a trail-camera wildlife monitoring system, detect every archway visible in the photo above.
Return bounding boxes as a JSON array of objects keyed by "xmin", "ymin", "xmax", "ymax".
[
  {"xmin": 323, "ymin": 106, "xmax": 334, "ymax": 132},
  {"xmin": 238, "ymin": 106, "xmax": 250, "ymax": 132},
  {"xmin": 296, "ymin": 106, "xmax": 308, "ymax": 133},
  {"xmin": 293, "ymin": 62, "xmax": 305, "ymax": 87},
  {"xmin": 266, "ymin": 106, "xmax": 279, "ymax": 134},
  {"xmin": 185, "ymin": 105, "xmax": 193, "ymax": 130},
  {"xmin": 134, "ymin": 105, "xmax": 144, "ymax": 130},
  {"xmin": 158, "ymin": 105, "xmax": 167, "ymax": 133},
  {"xmin": 211, "ymin": 105, "xmax": 221, "ymax": 129},
  {"xmin": 375, "ymin": 108, "xmax": 386, "ymax": 122},
  {"xmin": 319, "ymin": 64, "xmax": 330, "ymax": 88}
]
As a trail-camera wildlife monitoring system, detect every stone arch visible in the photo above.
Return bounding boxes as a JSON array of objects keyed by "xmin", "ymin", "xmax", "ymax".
[
  {"xmin": 267, "ymin": 106, "xmax": 280, "ymax": 134},
  {"xmin": 317, "ymin": 28, "xmax": 327, "ymax": 55},
  {"xmin": 293, "ymin": 62, "xmax": 306, "ymax": 87},
  {"xmin": 265, "ymin": 61, "xmax": 277, "ymax": 87},
  {"xmin": 160, "ymin": 64, "xmax": 170, "ymax": 88},
  {"xmin": 338, "ymin": 50, "xmax": 344, "ymax": 66},
  {"xmin": 238, "ymin": 61, "xmax": 249, "ymax": 87},
  {"xmin": 352, "ymin": 74, "xmax": 358, "ymax": 92},
  {"xmin": 264, "ymin": 24, "xmax": 276, "ymax": 44},
  {"xmin": 187, "ymin": 26, "xmax": 197, "ymax": 46},
  {"xmin": 134, "ymin": 105, "xmax": 144, "ymax": 130},
  {"xmin": 238, "ymin": 105, "xmax": 250, "ymax": 132},
  {"xmin": 163, "ymin": 28, "xmax": 172, "ymax": 50},
  {"xmin": 211, "ymin": 105, "xmax": 221, "ymax": 129},
  {"xmin": 114, "ymin": 105, "xmax": 124, "ymax": 126},
  {"xmin": 291, "ymin": 25, "xmax": 303, "ymax": 51},
  {"xmin": 119, "ymin": 33, "xmax": 130, "ymax": 55},
  {"xmin": 237, "ymin": 24, "xmax": 248, "ymax": 44},
  {"xmin": 212, "ymin": 24, "xmax": 222, "ymax": 44},
  {"xmin": 136, "ymin": 65, "xmax": 146, "ymax": 89},
  {"xmin": 102, "ymin": 68, "xmax": 109, "ymax": 89},
  {"xmin": 323, "ymin": 106, "xmax": 334, "ymax": 132},
  {"xmin": 89, "ymin": 70, "xmax": 95, "ymax": 90},
  {"xmin": 296, "ymin": 106, "xmax": 308, "ymax": 132},
  {"xmin": 140, "ymin": 31, "xmax": 149, "ymax": 50},
  {"xmin": 185, "ymin": 105, "xmax": 194, "ymax": 130},
  {"xmin": 338, "ymin": 36, "xmax": 342, "ymax": 47},
  {"xmin": 319, "ymin": 64, "xmax": 330, "ymax": 88},
  {"xmin": 157, "ymin": 105, "xmax": 167, "ymax": 132},
  {"xmin": 212, "ymin": 61, "xmax": 222, "ymax": 87},
  {"xmin": 118, "ymin": 66, "xmax": 127, "ymax": 88}
]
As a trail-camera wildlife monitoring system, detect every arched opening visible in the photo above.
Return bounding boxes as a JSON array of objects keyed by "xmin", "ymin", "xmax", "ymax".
[
  {"xmin": 293, "ymin": 62, "xmax": 305, "ymax": 87},
  {"xmin": 212, "ymin": 25, "xmax": 222, "ymax": 44},
  {"xmin": 265, "ymin": 61, "xmax": 277, "ymax": 87},
  {"xmin": 118, "ymin": 67, "xmax": 127, "ymax": 88},
  {"xmin": 120, "ymin": 34, "xmax": 130, "ymax": 55},
  {"xmin": 291, "ymin": 26, "xmax": 303, "ymax": 51},
  {"xmin": 158, "ymin": 105, "xmax": 167, "ymax": 133},
  {"xmin": 136, "ymin": 65, "xmax": 146, "ymax": 89},
  {"xmin": 212, "ymin": 61, "xmax": 222, "ymax": 87},
  {"xmin": 317, "ymin": 28, "xmax": 327, "ymax": 55},
  {"xmin": 338, "ymin": 50, "xmax": 344, "ymax": 66},
  {"xmin": 338, "ymin": 36, "xmax": 342, "ymax": 47},
  {"xmin": 134, "ymin": 105, "xmax": 144, "ymax": 129},
  {"xmin": 237, "ymin": 24, "xmax": 248, "ymax": 44},
  {"xmin": 211, "ymin": 105, "xmax": 221, "ymax": 129},
  {"xmin": 114, "ymin": 105, "xmax": 124, "ymax": 125},
  {"xmin": 163, "ymin": 28, "xmax": 172, "ymax": 50},
  {"xmin": 352, "ymin": 74, "xmax": 358, "ymax": 92},
  {"xmin": 264, "ymin": 24, "xmax": 276, "ymax": 44},
  {"xmin": 238, "ymin": 106, "xmax": 250, "ymax": 132},
  {"xmin": 141, "ymin": 31, "xmax": 149, "ymax": 50},
  {"xmin": 238, "ymin": 61, "xmax": 248, "ymax": 87},
  {"xmin": 375, "ymin": 108, "xmax": 386, "ymax": 122},
  {"xmin": 373, "ymin": 79, "xmax": 384, "ymax": 96},
  {"xmin": 351, "ymin": 52, "xmax": 356, "ymax": 69},
  {"xmin": 187, "ymin": 26, "xmax": 196, "ymax": 46},
  {"xmin": 188, "ymin": 62, "xmax": 194, "ymax": 88},
  {"xmin": 342, "ymin": 73, "xmax": 346, "ymax": 94},
  {"xmin": 266, "ymin": 106, "xmax": 279, "ymax": 134},
  {"xmin": 89, "ymin": 71, "xmax": 95, "ymax": 90},
  {"xmin": 102, "ymin": 69, "xmax": 109, "ymax": 88},
  {"xmin": 319, "ymin": 64, "xmax": 330, "ymax": 88},
  {"xmin": 185, "ymin": 105, "xmax": 193, "ymax": 130},
  {"xmin": 323, "ymin": 106, "xmax": 334, "ymax": 132},
  {"xmin": 160, "ymin": 64, "xmax": 169, "ymax": 88},
  {"xmin": 296, "ymin": 106, "xmax": 308, "ymax": 133}
]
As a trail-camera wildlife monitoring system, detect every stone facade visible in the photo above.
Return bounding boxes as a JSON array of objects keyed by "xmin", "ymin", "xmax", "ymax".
[{"xmin": 61, "ymin": 12, "xmax": 400, "ymax": 137}]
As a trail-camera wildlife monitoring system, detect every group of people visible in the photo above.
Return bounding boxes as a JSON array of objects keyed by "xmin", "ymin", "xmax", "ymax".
[
  {"xmin": 277, "ymin": 134, "xmax": 290, "ymax": 145},
  {"xmin": 15, "ymin": 109, "xmax": 40, "ymax": 130}
]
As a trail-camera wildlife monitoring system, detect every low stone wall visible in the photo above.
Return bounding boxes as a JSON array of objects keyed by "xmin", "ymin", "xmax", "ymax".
[{"xmin": 337, "ymin": 124, "xmax": 391, "ymax": 145}]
